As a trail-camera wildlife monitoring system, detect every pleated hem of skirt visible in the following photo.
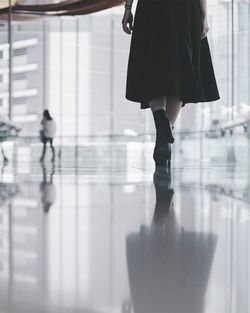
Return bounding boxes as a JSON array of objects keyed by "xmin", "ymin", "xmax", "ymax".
[{"xmin": 125, "ymin": 94, "xmax": 221, "ymax": 110}]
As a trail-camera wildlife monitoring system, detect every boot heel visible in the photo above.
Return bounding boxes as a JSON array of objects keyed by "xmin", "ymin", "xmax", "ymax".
[{"xmin": 153, "ymin": 143, "xmax": 172, "ymax": 167}]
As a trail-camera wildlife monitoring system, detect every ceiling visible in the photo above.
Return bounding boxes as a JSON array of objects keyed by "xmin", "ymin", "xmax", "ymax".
[{"xmin": 0, "ymin": 0, "xmax": 124, "ymax": 20}]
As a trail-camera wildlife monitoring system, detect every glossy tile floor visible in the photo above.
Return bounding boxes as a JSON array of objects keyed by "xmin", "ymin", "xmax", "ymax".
[{"xmin": 0, "ymin": 142, "xmax": 250, "ymax": 313}]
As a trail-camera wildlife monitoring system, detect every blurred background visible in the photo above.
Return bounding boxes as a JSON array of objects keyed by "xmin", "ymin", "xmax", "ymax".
[{"xmin": 0, "ymin": 0, "xmax": 250, "ymax": 167}]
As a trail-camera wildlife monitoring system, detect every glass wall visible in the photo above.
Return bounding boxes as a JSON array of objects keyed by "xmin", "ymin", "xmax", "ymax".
[{"xmin": 0, "ymin": 0, "xmax": 250, "ymax": 143}]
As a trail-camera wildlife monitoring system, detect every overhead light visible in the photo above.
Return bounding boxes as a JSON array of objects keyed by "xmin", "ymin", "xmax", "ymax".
[{"xmin": 123, "ymin": 129, "xmax": 137, "ymax": 136}]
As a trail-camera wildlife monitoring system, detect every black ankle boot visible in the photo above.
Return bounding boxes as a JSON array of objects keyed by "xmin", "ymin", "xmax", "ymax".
[
  {"xmin": 153, "ymin": 109, "xmax": 175, "ymax": 143},
  {"xmin": 153, "ymin": 144, "xmax": 172, "ymax": 167},
  {"xmin": 153, "ymin": 109, "xmax": 174, "ymax": 167}
]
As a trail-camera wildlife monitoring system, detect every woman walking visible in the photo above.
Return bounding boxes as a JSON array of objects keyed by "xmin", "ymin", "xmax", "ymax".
[
  {"xmin": 122, "ymin": 0, "xmax": 220, "ymax": 167},
  {"xmin": 40, "ymin": 110, "xmax": 56, "ymax": 162}
]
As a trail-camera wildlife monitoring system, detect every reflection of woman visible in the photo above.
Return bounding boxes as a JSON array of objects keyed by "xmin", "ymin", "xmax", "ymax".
[
  {"xmin": 40, "ymin": 110, "xmax": 56, "ymax": 162},
  {"xmin": 125, "ymin": 169, "xmax": 217, "ymax": 313},
  {"xmin": 122, "ymin": 0, "xmax": 220, "ymax": 167},
  {"xmin": 40, "ymin": 164, "xmax": 56, "ymax": 213}
]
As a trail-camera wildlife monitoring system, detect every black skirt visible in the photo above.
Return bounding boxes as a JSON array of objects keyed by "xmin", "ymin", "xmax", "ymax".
[{"xmin": 125, "ymin": 0, "xmax": 220, "ymax": 109}]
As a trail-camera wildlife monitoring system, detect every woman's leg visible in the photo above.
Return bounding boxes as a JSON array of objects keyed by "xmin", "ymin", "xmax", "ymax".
[
  {"xmin": 165, "ymin": 96, "xmax": 183, "ymax": 126},
  {"xmin": 40, "ymin": 142, "xmax": 47, "ymax": 161},
  {"xmin": 149, "ymin": 95, "xmax": 174, "ymax": 142},
  {"xmin": 149, "ymin": 96, "xmax": 172, "ymax": 166},
  {"xmin": 149, "ymin": 96, "xmax": 166, "ymax": 113},
  {"xmin": 50, "ymin": 139, "xmax": 55, "ymax": 162}
]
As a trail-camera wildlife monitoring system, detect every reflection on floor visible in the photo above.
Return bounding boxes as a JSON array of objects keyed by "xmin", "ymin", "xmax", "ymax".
[{"xmin": 0, "ymin": 149, "xmax": 249, "ymax": 313}]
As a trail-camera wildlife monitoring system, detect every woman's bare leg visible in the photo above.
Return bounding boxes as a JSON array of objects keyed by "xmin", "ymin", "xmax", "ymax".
[
  {"xmin": 40, "ymin": 143, "xmax": 46, "ymax": 162},
  {"xmin": 165, "ymin": 96, "xmax": 183, "ymax": 126},
  {"xmin": 149, "ymin": 96, "xmax": 166, "ymax": 113},
  {"xmin": 149, "ymin": 96, "xmax": 173, "ymax": 166}
]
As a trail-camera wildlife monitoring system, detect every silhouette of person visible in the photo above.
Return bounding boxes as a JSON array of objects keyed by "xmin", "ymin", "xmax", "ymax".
[
  {"xmin": 125, "ymin": 168, "xmax": 217, "ymax": 313},
  {"xmin": 40, "ymin": 110, "xmax": 56, "ymax": 163}
]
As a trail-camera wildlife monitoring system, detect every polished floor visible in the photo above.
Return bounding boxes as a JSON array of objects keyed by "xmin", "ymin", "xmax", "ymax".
[{"xmin": 0, "ymin": 141, "xmax": 250, "ymax": 313}]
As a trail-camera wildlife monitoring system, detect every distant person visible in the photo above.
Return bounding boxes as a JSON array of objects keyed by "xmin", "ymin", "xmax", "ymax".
[{"xmin": 40, "ymin": 110, "xmax": 56, "ymax": 162}]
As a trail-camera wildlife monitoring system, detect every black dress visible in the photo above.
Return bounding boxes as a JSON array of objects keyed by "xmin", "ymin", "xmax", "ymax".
[{"xmin": 125, "ymin": 0, "xmax": 220, "ymax": 109}]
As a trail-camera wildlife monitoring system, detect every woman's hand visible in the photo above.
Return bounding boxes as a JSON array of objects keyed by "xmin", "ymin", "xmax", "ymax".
[
  {"xmin": 201, "ymin": 15, "xmax": 209, "ymax": 39},
  {"xmin": 122, "ymin": 9, "xmax": 133, "ymax": 34}
]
